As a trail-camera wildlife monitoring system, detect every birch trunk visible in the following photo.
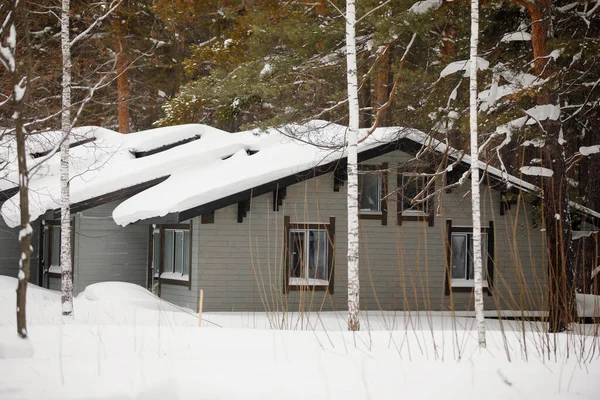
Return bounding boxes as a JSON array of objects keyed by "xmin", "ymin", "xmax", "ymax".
[
  {"xmin": 60, "ymin": 0, "xmax": 73, "ymax": 316},
  {"xmin": 469, "ymin": 0, "xmax": 486, "ymax": 347},
  {"xmin": 345, "ymin": 0, "xmax": 360, "ymax": 331},
  {"xmin": 2, "ymin": 0, "xmax": 33, "ymax": 338}
]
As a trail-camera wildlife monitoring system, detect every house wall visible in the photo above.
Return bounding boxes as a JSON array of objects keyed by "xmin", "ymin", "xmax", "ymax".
[
  {"xmin": 196, "ymin": 150, "xmax": 548, "ymax": 313},
  {"xmin": 0, "ymin": 216, "xmax": 40, "ymax": 285},
  {"xmin": 73, "ymin": 201, "xmax": 149, "ymax": 295}
]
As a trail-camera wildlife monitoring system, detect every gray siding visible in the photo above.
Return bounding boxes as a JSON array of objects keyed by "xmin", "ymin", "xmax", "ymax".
[
  {"xmin": 197, "ymin": 150, "xmax": 548, "ymax": 312},
  {"xmin": 0, "ymin": 217, "xmax": 40, "ymax": 285},
  {"xmin": 73, "ymin": 201, "xmax": 148, "ymax": 295}
]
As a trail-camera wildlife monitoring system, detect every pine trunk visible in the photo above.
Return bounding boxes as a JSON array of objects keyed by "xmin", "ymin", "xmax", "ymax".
[
  {"xmin": 372, "ymin": 47, "xmax": 389, "ymax": 126},
  {"xmin": 524, "ymin": 0, "xmax": 576, "ymax": 332},
  {"xmin": 115, "ymin": 22, "xmax": 130, "ymax": 134},
  {"xmin": 345, "ymin": 0, "xmax": 360, "ymax": 331},
  {"xmin": 61, "ymin": 0, "xmax": 73, "ymax": 316},
  {"xmin": 469, "ymin": 0, "xmax": 486, "ymax": 348}
]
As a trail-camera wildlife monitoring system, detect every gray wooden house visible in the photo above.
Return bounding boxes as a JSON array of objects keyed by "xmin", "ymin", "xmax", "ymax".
[{"xmin": 1, "ymin": 122, "xmax": 598, "ymax": 313}]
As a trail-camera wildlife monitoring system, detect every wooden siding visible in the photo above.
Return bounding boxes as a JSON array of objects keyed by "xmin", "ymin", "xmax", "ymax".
[
  {"xmin": 196, "ymin": 150, "xmax": 548, "ymax": 312},
  {"xmin": 73, "ymin": 201, "xmax": 148, "ymax": 295},
  {"xmin": 0, "ymin": 218, "xmax": 40, "ymax": 285}
]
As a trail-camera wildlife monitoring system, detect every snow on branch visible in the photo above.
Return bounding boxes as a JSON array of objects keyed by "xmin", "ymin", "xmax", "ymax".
[
  {"xmin": 500, "ymin": 32, "xmax": 532, "ymax": 42},
  {"xmin": 69, "ymin": 0, "xmax": 123, "ymax": 47},
  {"xmin": 579, "ymin": 145, "xmax": 600, "ymax": 156},
  {"xmin": 524, "ymin": 104, "xmax": 560, "ymax": 122},
  {"xmin": 408, "ymin": 0, "xmax": 442, "ymax": 14},
  {"xmin": 519, "ymin": 166, "xmax": 554, "ymax": 177},
  {"xmin": 439, "ymin": 58, "xmax": 489, "ymax": 79}
]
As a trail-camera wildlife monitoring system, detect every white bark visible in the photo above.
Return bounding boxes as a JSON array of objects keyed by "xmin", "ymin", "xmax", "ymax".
[
  {"xmin": 60, "ymin": 0, "xmax": 73, "ymax": 316},
  {"xmin": 469, "ymin": 0, "xmax": 486, "ymax": 347},
  {"xmin": 345, "ymin": 0, "xmax": 360, "ymax": 331}
]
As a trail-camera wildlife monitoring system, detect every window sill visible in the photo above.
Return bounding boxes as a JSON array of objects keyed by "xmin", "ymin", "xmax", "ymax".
[
  {"xmin": 449, "ymin": 280, "xmax": 492, "ymax": 294},
  {"xmin": 160, "ymin": 273, "xmax": 191, "ymax": 288},
  {"xmin": 289, "ymin": 278, "xmax": 328, "ymax": 286},
  {"xmin": 398, "ymin": 211, "xmax": 433, "ymax": 226},
  {"xmin": 47, "ymin": 265, "xmax": 61, "ymax": 275},
  {"xmin": 287, "ymin": 278, "xmax": 331, "ymax": 292},
  {"xmin": 359, "ymin": 212, "xmax": 383, "ymax": 220}
]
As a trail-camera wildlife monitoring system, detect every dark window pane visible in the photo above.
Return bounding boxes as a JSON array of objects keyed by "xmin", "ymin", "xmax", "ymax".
[
  {"xmin": 51, "ymin": 226, "xmax": 61, "ymax": 267},
  {"xmin": 183, "ymin": 231, "xmax": 190, "ymax": 276},
  {"xmin": 402, "ymin": 175, "xmax": 428, "ymax": 213},
  {"xmin": 359, "ymin": 173, "xmax": 381, "ymax": 212},
  {"xmin": 308, "ymin": 230, "xmax": 328, "ymax": 281},
  {"xmin": 174, "ymin": 231, "xmax": 184, "ymax": 274},
  {"xmin": 152, "ymin": 231, "xmax": 160, "ymax": 277},
  {"xmin": 289, "ymin": 231, "xmax": 305, "ymax": 278},
  {"xmin": 164, "ymin": 230, "xmax": 175, "ymax": 274},
  {"xmin": 451, "ymin": 234, "xmax": 467, "ymax": 279}
]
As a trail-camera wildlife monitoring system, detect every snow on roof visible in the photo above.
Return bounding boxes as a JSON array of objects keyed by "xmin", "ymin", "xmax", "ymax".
[
  {"xmin": 1, "ymin": 120, "xmax": 599, "ymax": 227},
  {"xmin": 112, "ymin": 121, "xmax": 410, "ymax": 226},
  {"xmin": 0, "ymin": 124, "xmax": 219, "ymax": 227}
]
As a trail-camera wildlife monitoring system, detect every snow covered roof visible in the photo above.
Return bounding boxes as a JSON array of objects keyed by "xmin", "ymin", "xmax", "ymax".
[{"xmin": 1, "ymin": 120, "xmax": 599, "ymax": 227}]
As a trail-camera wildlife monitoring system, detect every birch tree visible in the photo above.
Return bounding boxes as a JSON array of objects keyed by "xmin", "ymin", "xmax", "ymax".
[
  {"xmin": 59, "ymin": 0, "xmax": 122, "ymax": 315},
  {"xmin": 468, "ymin": 0, "xmax": 485, "ymax": 348},
  {"xmin": 345, "ymin": 0, "xmax": 360, "ymax": 331},
  {"xmin": 0, "ymin": 0, "xmax": 33, "ymax": 338},
  {"xmin": 60, "ymin": 0, "xmax": 74, "ymax": 316}
]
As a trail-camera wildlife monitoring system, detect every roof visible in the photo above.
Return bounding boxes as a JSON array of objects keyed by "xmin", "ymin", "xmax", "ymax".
[{"xmin": 1, "ymin": 120, "xmax": 598, "ymax": 227}]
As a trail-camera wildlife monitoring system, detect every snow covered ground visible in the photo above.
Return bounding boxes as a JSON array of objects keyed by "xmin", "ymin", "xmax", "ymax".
[{"xmin": 0, "ymin": 276, "xmax": 599, "ymax": 399}]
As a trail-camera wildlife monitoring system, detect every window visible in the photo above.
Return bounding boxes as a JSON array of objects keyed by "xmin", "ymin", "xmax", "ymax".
[
  {"xmin": 40, "ymin": 220, "xmax": 75, "ymax": 288},
  {"xmin": 358, "ymin": 164, "xmax": 388, "ymax": 225},
  {"xmin": 397, "ymin": 173, "xmax": 434, "ymax": 226},
  {"xmin": 400, "ymin": 174, "xmax": 430, "ymax": 215},
  {"xmin": 45, "ymin": 225, "xmax": 61, "ymax": 274},
  {"xmin": 451, "ymin": 232, "xmax": 488, "ymax": 286},
  {"xmin": 445, "ymin": 221, "xmax": 494, "ymax": 294},
  {"xmin": 359, "ymin": 172, "xmax": 382, "ymax": 213},
  {"xmin": 148, "ymin": 224, "xmax": 192, "ymax": 290},
  {"xmin": 284, "ymin": 216, "xmax": 335, "ymax": 293}
]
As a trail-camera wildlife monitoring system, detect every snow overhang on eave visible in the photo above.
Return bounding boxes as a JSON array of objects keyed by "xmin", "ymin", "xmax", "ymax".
[
  {"xmin": 38, "ymin": 176, "xmax": 171, "ymax": 222},
  {"xmin": 175, "ymin": 137, "xmax": 430, "ymax": 222}
]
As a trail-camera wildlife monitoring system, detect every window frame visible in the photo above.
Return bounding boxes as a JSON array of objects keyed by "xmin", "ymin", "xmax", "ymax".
[
  {"xmin": 397, "ymin": 172, "xmax": 434, "ymax": 226},
  {"xmin": 358, "ymin": 163, "xmax": 388, "ymax": 225},
  {"xmin": 445, "ymin": 220, "xmax": 495, "ymax": 295},
  {"xmin": 39, "ymin": 220, "xmax": 75, "ymax": 288},
  {"xmin": 147, "ymin": 223, "xmax": 193, "ymax": 291},
  {"xmin": 283, "ymin": 216, "xmax": 335, "ymax": 294}
]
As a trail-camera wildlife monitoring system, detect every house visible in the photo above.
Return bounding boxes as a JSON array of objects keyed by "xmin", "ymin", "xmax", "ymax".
[{"xmin": 1, "ymin": 121, "xmax": 598, "ymax": 313}]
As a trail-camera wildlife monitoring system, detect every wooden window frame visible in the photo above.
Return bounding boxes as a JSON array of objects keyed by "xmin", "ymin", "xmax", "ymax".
[
  {"xmin": 148, "ymin": 223, "xmax": 193, "ymax": 291},
  {"xmin": 39, "ymin": 220, "xmax": 75, "ymax": 286},
  {"xmin": 283, "ymin": 216, "xmax": 335, "ymax": 294},
  {"xmin": 397, "ymin": 172, "xmax": 434, "ymax": 226},
  {"xmin": 444, "ymin": 220, "xmax": 495, "ymax": 295},
  {"xmin": 358, "ymin": 163, "xmax": 388, "ymax": 226}
]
